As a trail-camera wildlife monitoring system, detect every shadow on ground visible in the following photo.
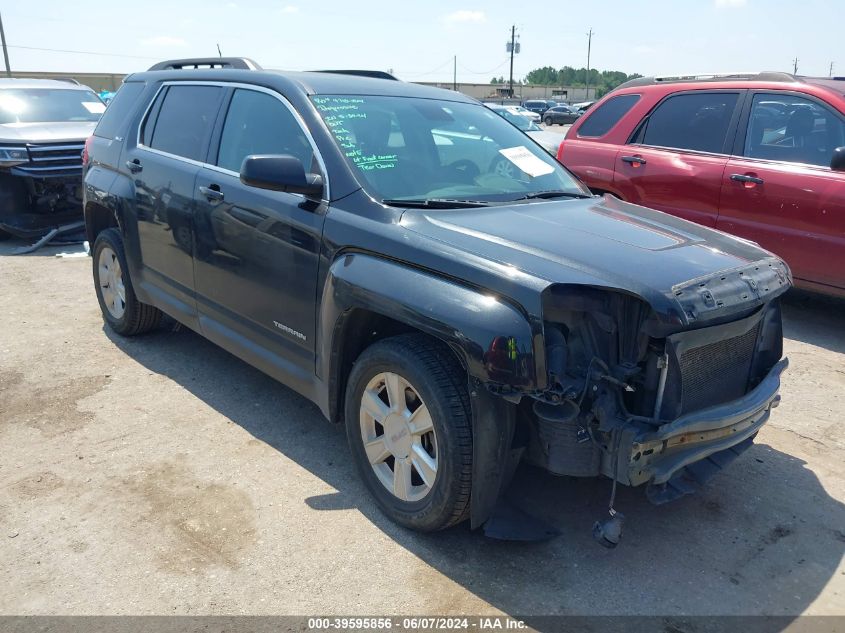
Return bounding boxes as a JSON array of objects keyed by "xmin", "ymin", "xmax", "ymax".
[
  {"xmin": 781, "ymin": 289, "xmax": 845, "ymax": 354},
  {"xmin": 103, "ymin": 298, "xmax": 845, "ymax": 622}
]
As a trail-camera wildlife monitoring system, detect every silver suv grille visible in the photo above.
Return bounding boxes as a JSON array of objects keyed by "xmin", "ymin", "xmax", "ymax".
[{"xmin": 16, "ymin": 142, "xmax": 85, "ymax": 177}]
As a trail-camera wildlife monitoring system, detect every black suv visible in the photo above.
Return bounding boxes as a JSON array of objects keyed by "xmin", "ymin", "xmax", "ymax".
[{"xmin": 84, "ymin": 58, "xmax": 790, "ymax": 544}]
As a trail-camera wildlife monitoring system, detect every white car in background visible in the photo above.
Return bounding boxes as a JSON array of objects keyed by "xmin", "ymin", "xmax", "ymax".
[
  {"xmin": 485, "ymin": 104, "xmax": 565, "ymax": 156},
  {"xmin": 508, "ymin": 105, "xmax": 541, "ymax": 123}
]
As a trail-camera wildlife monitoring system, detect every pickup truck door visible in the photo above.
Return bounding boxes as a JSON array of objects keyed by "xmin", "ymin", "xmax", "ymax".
[
  {"xmin": 717, "ymin": 90, "xmax": 845, "ymax": 292},
  {"xmin": 125, "ymin": 83, "xmax": 226, "ymax": 327},
  {"xmin": 613, "ymin": 90, "xmax": 745, "ymax": 228},
  {"xmin": 191, "ymin": 87, "xmax": 327, "ymax": 390}
]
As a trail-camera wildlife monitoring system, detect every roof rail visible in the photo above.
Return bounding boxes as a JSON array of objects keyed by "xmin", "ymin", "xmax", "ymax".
[
  {"xmin": 616, "ymin": 71, "xmax": 798, "ymax": 90},
  {"xmin": 148, "ymin": 57, "xmax": 262, "ymax": 71},
  {"xmin": 54, "ymin": 77, "xmax": 81, "ymax": 85},
  {"xmin": 314, "ymin": 69, "xmax": 399, "ymax": 81}
]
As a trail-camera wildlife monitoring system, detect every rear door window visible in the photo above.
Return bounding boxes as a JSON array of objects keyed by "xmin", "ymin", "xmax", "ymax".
[
  {"xmin": 577, "ymin": 94, "xmax": 640, "ymax": 137},
  {"xmin": 638, "ymin": 92, "xmax": 740, "ymax": 153},
  {"xmin": 147, "ymin": 85, "xmax": 225, "ymax": 161},
  {"xmin": 743, "ymin": 92, "xmax": 845, "ymax": 167}
]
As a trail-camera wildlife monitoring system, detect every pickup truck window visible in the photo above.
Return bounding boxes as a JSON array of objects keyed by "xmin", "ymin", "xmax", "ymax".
[
  {"xmin": 312, "ymin": 94, "xmax": 586, "ymax": 203},
  {"xmin": 148, "ymin": 85, "xmax": 224, "ymax": 162},
  {"xmin": 217, "ymin": 88, "xmax": 314, "ymax": 173},
  {"xmin": 0, "ymin": 88, "xmax": 104, "ymax": 124}
]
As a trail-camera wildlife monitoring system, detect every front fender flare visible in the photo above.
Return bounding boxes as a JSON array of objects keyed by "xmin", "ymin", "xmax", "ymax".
[{"xmin": 319, "ymin": 253, "xmax": 540, "ymax": 529}]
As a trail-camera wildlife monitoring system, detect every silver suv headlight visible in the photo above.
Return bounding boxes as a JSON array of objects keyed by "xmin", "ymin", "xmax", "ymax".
[{"xmin": 0, "ymin": 146, "xmax": 29, "ymax": 166}]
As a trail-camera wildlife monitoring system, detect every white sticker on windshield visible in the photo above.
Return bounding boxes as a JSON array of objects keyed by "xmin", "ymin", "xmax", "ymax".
[
  {"xmin": 498, "ymin": 146, "xmax": 554, "ymax": 177},
  {"xmin": 83, "ymin": 102, "xmax": 106, "ymax": 114}
]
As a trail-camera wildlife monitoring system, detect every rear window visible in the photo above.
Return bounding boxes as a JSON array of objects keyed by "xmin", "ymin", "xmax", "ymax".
[
  {"xmin": 639, "ymin": 92, "xmax": 739, "ymax": 154},
  {"xmin": 147, "ymin": 85, "xmax": 224, "ymax": 161},
  {"xmin": 94, "ymin": 82, "xmax": 145, "ymax": 140},
  {"xmin": 577, "ymin": 94, "xmax": 640, "ymax": 137}
]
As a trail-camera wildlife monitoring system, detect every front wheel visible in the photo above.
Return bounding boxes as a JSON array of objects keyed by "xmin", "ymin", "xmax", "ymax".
[
  {"xmin": 344, "ymin": 334, "xmax": 473, "ymax": 531},
  {"xmin": 544, "ymin": 117, "xmax": 553, "ymax": 126}
]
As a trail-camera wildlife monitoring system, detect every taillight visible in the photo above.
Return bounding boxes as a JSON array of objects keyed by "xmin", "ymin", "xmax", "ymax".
[
  {"xmin": 82, "ymin": 135, "xmax": 93, "ymax": 167},
  {"xmin": 556, "ymin": 140, "xmax": 565, "ymax": 163}
]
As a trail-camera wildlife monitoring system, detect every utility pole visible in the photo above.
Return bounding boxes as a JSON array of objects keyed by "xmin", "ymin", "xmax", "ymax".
[
  {"xmin": 508, "ymin": 25, "xmax": 516, "ymax": 98},
  {"xmin": 830, "ymin": 61, "xmax": 835, "ymax": 78},
  {"xmin": 792, "ymin": 57, "xmax": 799, "ymax": 75},
  {"xmin": 453, "ymin": 55, "xmax": 457, "ymax": 91},
  {"xmin": 585, "ymin": 28, "xmax": 593, "ymax": 100},
  {"xmin": 0, "ymin": 12, "xmax": 11, "ymax": 78},
  {"xmin": 216, "ymin": 43, "xmax": 222, "ymax": 58}
]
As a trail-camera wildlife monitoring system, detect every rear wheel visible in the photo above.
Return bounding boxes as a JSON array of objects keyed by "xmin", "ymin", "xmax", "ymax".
[
  {"xmin": 344, "ymin": 334, "xmax": 472, "ymax": 531},
  {"xmin": 544, "ymin": 117, "xmax": 553, "ymax": 126},
  {"xmin": 93, "ymin": 228, "xmax": 162, "ymax": 336}
]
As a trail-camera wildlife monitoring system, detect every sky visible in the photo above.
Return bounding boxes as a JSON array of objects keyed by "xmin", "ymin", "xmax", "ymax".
[{"xmin": 0, "ymin": 0, "xmax": 841, "ymax": 83}]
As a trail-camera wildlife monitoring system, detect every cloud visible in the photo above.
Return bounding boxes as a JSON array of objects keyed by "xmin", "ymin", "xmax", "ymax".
[
  {"xmin": 633, "ymin": 45, "xmax": 656, "ymax": 55},
  {"xmin": 139, "ymin": 35, "xmax": 188, "ymax": 48},
  {"xmin": 443, "ymin": 10, "xmax": 486, "ymax": 25},
  {"xmin": 714, "ymin": 0, "xmax": 747, "ymax": 7},
  {"xmin": 280, "ymin": 5, "xmax": 299, "ymax": 13},
  {"xmin": 226, "ymin": 2, "xmax": 238, "ymax": 7}
]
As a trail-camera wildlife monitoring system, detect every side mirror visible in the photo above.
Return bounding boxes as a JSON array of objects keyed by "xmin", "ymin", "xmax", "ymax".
[
  {"xmin": 240, "ymin": 154, "xmax": 323, "ymax": 197},
  {"xmin": 831, "ymin": 146, "xmax": 845, "ymax": 172}
]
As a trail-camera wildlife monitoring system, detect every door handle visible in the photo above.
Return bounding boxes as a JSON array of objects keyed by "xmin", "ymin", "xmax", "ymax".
[
  {"xmin": 730, "ymin": 173, "xmax": 764, "ymax": 186},
  {"xmin": 198, "ymin": 185, "xmax": 224, "ymax": 202},
  {"xmin": 125, "ymin": 159, "xmax": 142, "ymax": 173},
  {"xmin": 621, "ymin": 155, "xmax": 647, "ymax": 165}
]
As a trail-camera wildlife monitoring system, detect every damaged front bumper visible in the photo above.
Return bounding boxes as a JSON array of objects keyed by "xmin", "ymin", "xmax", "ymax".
[{"xmin": 622, "ymin": 358, "xmax": 788, "ymax": 504}]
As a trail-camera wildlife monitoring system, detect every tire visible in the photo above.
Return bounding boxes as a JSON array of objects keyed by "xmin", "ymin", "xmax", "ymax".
[
  {"xmin": 92, "ymin": 227, "xmax": 162, "ymax": 336},
  {"xmin": 344, "ymin": 333, "xmax": 473, "ymax": 532},
  {"xmin": 544, "ymin": 117, "xmax": 553, "ymax": 126}
]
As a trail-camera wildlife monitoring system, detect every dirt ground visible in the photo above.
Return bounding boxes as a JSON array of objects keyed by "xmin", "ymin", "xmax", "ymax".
[{"xmin": 0, "ymin": 239, "xmax": 843, "ymax": 617}]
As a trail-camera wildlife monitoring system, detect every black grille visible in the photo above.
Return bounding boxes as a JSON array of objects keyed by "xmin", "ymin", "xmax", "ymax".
[
  {"xmin": 678, "ymin": 322, "xmax": 760, "ymax": 414},
  {"xmin": 16, "ymin": 142, "xmax": 85, "ymax": 177}
]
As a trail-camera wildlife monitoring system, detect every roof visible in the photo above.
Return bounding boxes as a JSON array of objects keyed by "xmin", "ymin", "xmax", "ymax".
[
  {"xmin": 127, "ymin": 67, "xmax": 477, "ymax": 103},
  {"xmin": 0, "ymin": 78, "xmax": 92, "ymax": 91}
]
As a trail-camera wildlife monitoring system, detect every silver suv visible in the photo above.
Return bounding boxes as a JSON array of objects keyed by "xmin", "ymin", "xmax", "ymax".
[{"xmin": 0, "ymin": 78, "xmax": 104, "ymax": 238}]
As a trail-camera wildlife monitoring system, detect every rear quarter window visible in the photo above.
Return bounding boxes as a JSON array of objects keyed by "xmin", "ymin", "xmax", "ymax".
[
  {"xmin": 576, "ymin": 94, "xmax": 641, "ymax": 137},
  {"xmin": 93, "ymin": 82, "xmax": 146, "ymax": 140}
]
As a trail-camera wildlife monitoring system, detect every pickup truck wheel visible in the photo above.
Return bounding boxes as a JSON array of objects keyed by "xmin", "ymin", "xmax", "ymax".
[
  {"xmin": 345, "ymin": 334, "xmax": 472, "ymax": 531},
  {"xmin": 92, "ymin": 228, "xmax": 162, "ymax": 336}
]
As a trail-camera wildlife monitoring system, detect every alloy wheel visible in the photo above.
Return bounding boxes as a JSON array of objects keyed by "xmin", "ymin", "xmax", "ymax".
[{"xmin": 359, "ymin": 371, "xmax": 438, "ymax": 502}]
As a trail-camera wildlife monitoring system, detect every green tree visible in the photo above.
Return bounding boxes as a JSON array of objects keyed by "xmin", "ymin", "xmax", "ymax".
[{"xmin": 523, "ymin": 65, "xmax": 643, "ymax": 97}]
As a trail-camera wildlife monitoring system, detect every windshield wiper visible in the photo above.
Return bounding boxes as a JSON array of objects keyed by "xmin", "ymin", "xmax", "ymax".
[
  {"xmin": 382, "ymin": 198, "xmax": 492, "ymax": 209},
  {"xmin": 512, "ymin": 190, "xmax": 593, "ymax": 201}
]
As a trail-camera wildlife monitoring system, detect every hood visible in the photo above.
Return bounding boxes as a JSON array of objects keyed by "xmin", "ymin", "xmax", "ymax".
[
  {"xmin": 526, "ymin": 129, "xmax": 566, "ymax": 155},
  {"xmin": 401, "ymin": 194, "xmax": 790, "ymax": 324},
  {"xmin": 0, "ymin": 121, "xmax": 97, "ymax": 143}
]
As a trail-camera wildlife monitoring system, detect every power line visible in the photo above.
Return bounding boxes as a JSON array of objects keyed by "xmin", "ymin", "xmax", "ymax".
[
  {"xmin": 395, "ymin": 58, "xmax": 454, "ymax": 77},
  {"xmin": 7, "ymin": 44, "xmax": 160, "ymax": 60},
  {"xmin": 457, "ymin": 58, "xmax": 509, "ymax": 75}
]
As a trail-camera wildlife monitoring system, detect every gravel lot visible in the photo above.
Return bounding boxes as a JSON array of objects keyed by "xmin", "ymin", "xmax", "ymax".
[{"xmin": 1, "ymin": 239, "xmax": 843, "ymax": 617}]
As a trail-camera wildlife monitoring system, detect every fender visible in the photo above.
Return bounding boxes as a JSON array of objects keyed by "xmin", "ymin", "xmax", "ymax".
[
  {"xmin": 318, "ymin": 252, "xmax": 540, "ymax": 528},
  {"xmin": 319, "ymin": 252, "xmax": 540, "ymax": 393}
]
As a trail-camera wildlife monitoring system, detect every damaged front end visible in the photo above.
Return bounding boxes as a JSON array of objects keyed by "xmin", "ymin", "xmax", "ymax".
[
  {"xmin": 491, "ymin": 258, "xmax": 790, "ymax": 545},
  {"xmin": 0, "ymin": 142, "xmax": 86, "ymax": 239}
]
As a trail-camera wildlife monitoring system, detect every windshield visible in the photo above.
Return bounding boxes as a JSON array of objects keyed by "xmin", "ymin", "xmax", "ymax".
[
  {"xmin": 0, "ymin": 89, "xmax": 105, "ymax": 124},
  {"xmin": 312, "ymin": 95, "xmax": 587, "ymax": 204},
  {"xmin": 494, "ymin": 108, "xmax": 541, "ymax": 132}
]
